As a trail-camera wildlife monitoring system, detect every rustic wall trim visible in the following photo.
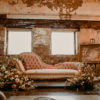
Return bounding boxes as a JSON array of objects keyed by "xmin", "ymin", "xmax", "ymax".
[
  {"xmin": 0, "ymin": 25, "xmax": 5, "ymax": 62},
  {"xmin": 1, "ymin": 18, "xmax": 100, "ymax": 29}
]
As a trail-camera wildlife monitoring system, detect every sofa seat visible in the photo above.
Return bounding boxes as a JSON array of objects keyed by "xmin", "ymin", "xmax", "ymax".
[
  {"xmin": 23, "ymin": 69, "xmax": 80, "ymax": 79},
  {"xmin": 24, "ymin": 69, "xmax": 79, "ymax": 75},
  {"xmin": 12, "ymin": 52, "xmax": 82, "ymax": 79}
]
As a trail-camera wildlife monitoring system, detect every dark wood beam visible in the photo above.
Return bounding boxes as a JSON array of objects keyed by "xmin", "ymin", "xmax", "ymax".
[
  {"xmin": 0, "ymin": 18, "xmax": 100, "ymax": 29},
  {"xmin": 0, "ymin": 14, "xmax": 7, "ymax": 19}
]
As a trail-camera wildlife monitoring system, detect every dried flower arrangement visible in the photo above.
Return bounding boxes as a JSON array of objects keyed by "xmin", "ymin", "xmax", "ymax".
[
  {"xmin": 66, "ymin": 63, "xmax": 95, "ymax": 91},
  {"xmin": 0, "ymin": 56, "xmax": 35, "ymax": 91}
]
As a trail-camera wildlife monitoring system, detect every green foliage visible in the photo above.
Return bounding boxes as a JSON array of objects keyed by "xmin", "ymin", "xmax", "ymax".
[{"xmin": 0, "ymin": 56, "xmax": 35, "ymax": 91}]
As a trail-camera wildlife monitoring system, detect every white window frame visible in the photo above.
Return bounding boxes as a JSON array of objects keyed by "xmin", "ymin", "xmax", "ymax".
[
  {"xmin": 5, "ymin": 29, "xmax": 32, "ymax": 55},
  {"xmin": 51, "ymin": 31, "xmax": 78, "ymax": 55}
]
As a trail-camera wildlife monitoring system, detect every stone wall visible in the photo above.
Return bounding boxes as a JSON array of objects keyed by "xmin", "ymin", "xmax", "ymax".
[
  {"xmin": 1, "ymin": 1, "xmax": 100, "ymax": 21},
  {"xmin": 31, "ymin": 28, "xmax": 100, "ymax": 65},
  {"xmin": 0, "ymin": 25, "xmax": 5, "ymax": 62}
]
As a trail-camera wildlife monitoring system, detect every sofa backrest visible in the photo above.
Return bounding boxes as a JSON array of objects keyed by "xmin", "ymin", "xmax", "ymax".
[
  {"xmin": 20, "ymin": 52, "xmax": 43, "ymax": 70},
  {"xmin": 54, "ymin": 62, "xmax": 80, "ymax": 70},
  {"xmin": 19, "ymin": 52, "xmax": 81, "ymax": 70}
]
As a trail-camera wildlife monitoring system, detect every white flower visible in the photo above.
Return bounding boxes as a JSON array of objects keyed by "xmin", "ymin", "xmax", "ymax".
[
  {"xmin": 5, "ymin": 71, "xmax": 9, "ymax": 74},
  {"xmin": 4, "ymin": 75, "xmax": 7, "ymax": 78},
  {"xmin": 88, "ymin": 77, "xmax": 90, "ymax": 80},
  {"xmin": 15, "ymin": 78, "xmax": 20, "ymax": 84},
  {"xmin": 1, "ymin": 66, "xmax": 6, "ymax": 71},
  {"xmin": 15, "ymin": 75, "xmax": 18, "ymax": 78}
]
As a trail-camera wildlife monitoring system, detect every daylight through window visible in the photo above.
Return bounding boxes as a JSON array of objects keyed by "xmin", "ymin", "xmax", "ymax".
[
  {"xmin": 7, "ymin": 30, "xmax": 32, "ymax": 55},
  {"xmin": 51, "ymin": 31, "xmax": 77, "ymax": 55}
]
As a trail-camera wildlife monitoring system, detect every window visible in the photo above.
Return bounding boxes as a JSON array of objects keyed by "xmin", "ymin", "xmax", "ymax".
[
  {"xmin": 51, "ymin": 31, "xmax": 77, "ymax": 55},
  {"xmin": 7, "ymin": 30, "xmax": 32, "ymax": 55}
]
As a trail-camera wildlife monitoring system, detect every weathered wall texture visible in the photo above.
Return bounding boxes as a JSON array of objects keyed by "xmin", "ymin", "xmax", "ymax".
[
  {"xmin": 30, "ymin": 28, "xmax": 99, "ymax": 65},
  {"xmin": 0, "ymin": 25, "xmax": 5, "ymax": 62},
  {"xmin": 79, "ymin": 29, "xmax": 99, "ymax": 44},
  {"xmin": 32, "ymin": 28, "xmax": 78, "ymax": 65},
  {"xmin": 0, "ymin": 0, "xmax": 100, "ymax": 20}
]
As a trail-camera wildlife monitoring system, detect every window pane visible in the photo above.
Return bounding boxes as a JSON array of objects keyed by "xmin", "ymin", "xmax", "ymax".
[
  {"xmin": 51, "ymin": 32, "xmax": 75, "ymax": 55},
  {"xmin": 8, "ymin": 30, "xmax": 32, "ymax": 55}
]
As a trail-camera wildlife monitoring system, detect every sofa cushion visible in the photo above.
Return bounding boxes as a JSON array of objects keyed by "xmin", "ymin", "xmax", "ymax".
[{"xmin": 24, "ymin": 69, "xmax": 80, "ymax": 76}]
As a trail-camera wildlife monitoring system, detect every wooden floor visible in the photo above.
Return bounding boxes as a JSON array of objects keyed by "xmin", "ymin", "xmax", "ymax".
[
  {"xmin": 2, "ymin": 87, "xmax": 100, "ymax": 100},
  {"xmin": 8, "ymin": 95, "xmax": 100, "ymax": 100},
  {"xmin": 3, "ymin": 87, "xmax": 100, "ymax": 97},
  {"xmin": 2, "ymin": 79, "xmax": 100, "ymax": 100}
]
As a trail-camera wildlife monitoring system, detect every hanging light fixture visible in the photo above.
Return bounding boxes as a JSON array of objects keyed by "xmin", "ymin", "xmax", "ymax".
[{"xmin": 8, "ymin": 0, "xmax": 83, "ymax": 19}]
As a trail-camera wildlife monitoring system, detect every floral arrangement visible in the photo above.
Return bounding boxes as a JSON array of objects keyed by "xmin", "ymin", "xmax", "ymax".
[
  {"xmin": 0, "ymin": 56, "xmax": 35, "ymax": 91},
  {"xmin": 66, "ymin": 63, "xmax": 95, "ymax": 90}
]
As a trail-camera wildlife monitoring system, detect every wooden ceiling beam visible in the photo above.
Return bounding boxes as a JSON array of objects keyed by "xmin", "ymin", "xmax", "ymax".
[
  {"xmin": 0, "ymin": 18, "xmax": 100, "ymax": 29},
  {"xmin": 0, "ymin": 14, "xmax": 7, "ymax": 19}
]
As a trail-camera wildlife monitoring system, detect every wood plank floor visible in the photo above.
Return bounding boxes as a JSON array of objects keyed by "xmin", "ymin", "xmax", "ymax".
[
  {"xmin": 2, "ymin": 87, "xmax": 100, "ymax": 100},
  {"xmin": 2, "ymin": 79, "xmax": 100, "ymax": 100},
  {"xmin": 3, "ymin": 87, "xmax": 100, "ymax": 97},
  {"xmin": 8, "ymin": 95, "xmax": 100, "ymax": 100}
]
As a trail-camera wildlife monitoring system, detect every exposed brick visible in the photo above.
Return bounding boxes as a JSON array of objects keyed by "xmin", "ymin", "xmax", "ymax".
[{"xmin": 96, "ymin": 64, "xmax": 100, "ymax": 76}]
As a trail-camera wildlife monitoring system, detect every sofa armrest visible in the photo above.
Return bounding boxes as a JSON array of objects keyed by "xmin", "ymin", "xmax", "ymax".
[{"xmin": 11, "ymin": 58, "xmax": 25, "ymax": 72}]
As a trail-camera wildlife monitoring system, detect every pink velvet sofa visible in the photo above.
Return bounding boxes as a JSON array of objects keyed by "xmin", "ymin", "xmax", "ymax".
[{"xmin": 12, "ymin": 52, "xmax": 82, "ymax": 79}]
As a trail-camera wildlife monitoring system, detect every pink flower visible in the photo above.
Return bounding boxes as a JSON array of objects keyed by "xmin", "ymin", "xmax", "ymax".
[
  {"xmin": 15, "ymin": 75, "xmax": 18, "ymax": 78},
  {"xmin": 10, "ymin": 77, "xmax": 14, "ymax": 80},
  {"xmin": 12, "ymin": 84, "xmax": 16, "ymax": 89},
  {"xmin": 4, "ymin": 75, "xmax": 7, "ymax": 78},
  {"xmin": 5, "ymin": 71, "xmax": 8, "ymax": 74},
  {"xmin": 20, "ymin": 84, "xmax": 25, "ymax": 90},
  {"xmin": 88, "ymin": 77, "xmax": 90, "ymax": 80},
  {"xmin": 11, "ymin": 72, "xmax": 14, "ymax": 75},
  {"xmin": 24, "ymin": 77, "xmax": 29, "ymax": 81}
]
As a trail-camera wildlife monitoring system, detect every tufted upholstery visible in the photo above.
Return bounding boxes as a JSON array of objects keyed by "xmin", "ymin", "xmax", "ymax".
[
  {"xmin": 12, "ymin": 52, "xmax": 82, "ymax": 79},
  {"xmin": 54, "ymin": 62, "xmax": 79, "ymax": 70},
  {"xmin": 19, "ymin": 52, "xmax": 81, "ymax": 71},
  {"xmin": 20, "ymin": 52, "xmax": 44, "ymax": 70}
]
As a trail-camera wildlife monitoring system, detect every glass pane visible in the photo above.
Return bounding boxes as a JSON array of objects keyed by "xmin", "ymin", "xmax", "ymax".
[
  {"xmin": 51, "ymin": 32, "xmax": 75, "ymax": 55},
  {"xmin": 8, "ymin": 30, "xmax": 32, "ymax": 55}
]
